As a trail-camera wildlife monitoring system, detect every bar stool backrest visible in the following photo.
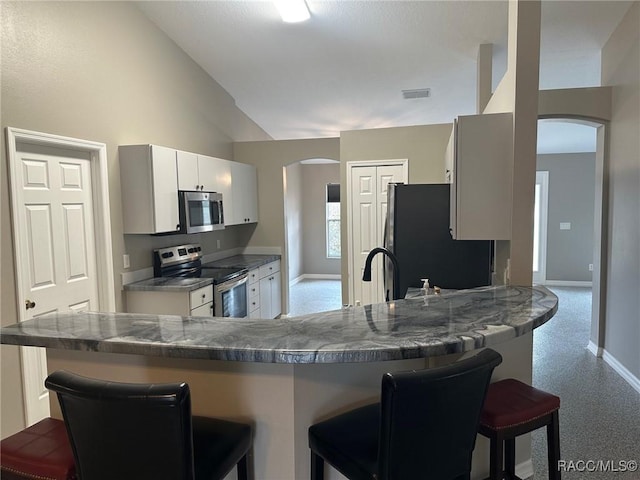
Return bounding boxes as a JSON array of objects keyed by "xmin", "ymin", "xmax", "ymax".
[
  {"xmin": 45, "ymin": 370, "xmax": 195, "ymax": 480},
  {"xmin": 378, "ymin": 349, "xmax": 502, "ymax": 480}
]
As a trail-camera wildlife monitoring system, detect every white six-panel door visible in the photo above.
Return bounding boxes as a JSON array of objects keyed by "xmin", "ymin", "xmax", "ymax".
[
  {"xmin": 349, "ymin": 163, "xmax": 406, "ymax": 306},
  {"xmin": 15, "ymin": 149, "xmax": 99, "ymax": 424}
]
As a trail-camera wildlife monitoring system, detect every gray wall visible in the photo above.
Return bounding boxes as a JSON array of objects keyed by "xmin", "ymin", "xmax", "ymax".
[
  {"xmin": 301, "ymin": 163, "xmax": 341, "ymax": 276},
  {"xmin": 537, "ymin": 152, "xmax": 596, "ymax": 282},
  {"xmin": 1, "ymin": 1, "xmax": 270, "ymax": 437},
  {"xmin": 285, "ymin": 162, "xmax": 304, "ymax": 282},
  {"xmin": 339, "ymin": 123, "xmax": 454, "ymax": 302},
  {"xmin": 601, "ymin": 2, "xmax": 640, "ymax": 380}
]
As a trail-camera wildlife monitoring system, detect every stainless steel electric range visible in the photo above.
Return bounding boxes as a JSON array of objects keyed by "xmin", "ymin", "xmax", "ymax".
[{"xmin": 153, "ymin": 244, "xmax": 248, "ymax": 318}]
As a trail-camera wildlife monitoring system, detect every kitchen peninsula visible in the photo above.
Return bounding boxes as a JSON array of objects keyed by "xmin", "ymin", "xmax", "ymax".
[{"xmin": 2, "ymin": 286, "xmax": 558, "ymax": 480}]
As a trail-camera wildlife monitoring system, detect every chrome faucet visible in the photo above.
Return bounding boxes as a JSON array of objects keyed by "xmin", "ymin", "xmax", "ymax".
[{"xmin": 362, "ymin": 247, "xmax": 401, "ymax": 301}]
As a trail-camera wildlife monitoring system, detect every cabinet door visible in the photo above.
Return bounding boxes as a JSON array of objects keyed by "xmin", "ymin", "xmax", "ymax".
[
  {"xmin": 259, "ymin": 276, "xmax": 271, "ymax": 318},
  {"xmin": 177, "ymin": 150, "xmax": 200, "ymax": 191},
  {"xmin": 190, "ymin": 302, "xmax": 213, "ymax": 317},
  {"xmin": 198, "ymin": 155, "xmax": 231, "ymax": 194},
  {"xmin": 229, "ymin": 162, "xmax": 258, "ymax": 225},
  {"xmin": 269, "ymin": 272, "xmax": 281, "ymax": 318},
  {"xmin": 452, "ymin": 113, "xmax": 513, "ymax": 240},
  {"xmin": 150, "ymin": 145, "xmax": 180, "ymax": 234}
]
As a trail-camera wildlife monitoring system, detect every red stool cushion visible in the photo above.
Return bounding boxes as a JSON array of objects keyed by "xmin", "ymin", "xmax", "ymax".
[
  {"xmin": 480, "ymin": 378, "xmax": 560, "ymax": 430},
  {"xmin": 0, "ymin": 418, "xmax": 76, "ymax": 480}
]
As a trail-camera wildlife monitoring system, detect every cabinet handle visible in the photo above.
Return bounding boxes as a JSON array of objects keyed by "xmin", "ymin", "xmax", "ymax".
[
  {"xmin": 202, "ymin": 294, "xmax": 206, "ymax": 299},
  {"xmin": 176, "ymin": 224, "xmax": 180, "ymax": 230}
]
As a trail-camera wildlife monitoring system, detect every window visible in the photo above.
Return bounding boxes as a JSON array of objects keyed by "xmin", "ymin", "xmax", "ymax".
[{"xmin": 326, "ymin": 183, "xmax": 341, "ymax": 258}]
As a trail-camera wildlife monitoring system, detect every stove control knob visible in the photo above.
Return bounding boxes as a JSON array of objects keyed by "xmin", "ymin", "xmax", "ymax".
[{"xmin": 162, "ymin": 252, "xmax": 173, "ymax": 259}]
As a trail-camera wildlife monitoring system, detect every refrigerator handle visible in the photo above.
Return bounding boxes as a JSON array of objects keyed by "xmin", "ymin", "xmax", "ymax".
[{"xmin": 382, "ymin": 208, "xmax": 388, "ymax": 289}]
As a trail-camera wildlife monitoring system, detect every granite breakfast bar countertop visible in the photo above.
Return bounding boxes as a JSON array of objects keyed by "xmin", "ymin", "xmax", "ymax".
[
  {"xmin": 1, "ymin": 285, "xmax": 557, "ymax": 363},
  {"xmin": 2, "ymin": 285, "xmax": 558, "ymax": 480}
]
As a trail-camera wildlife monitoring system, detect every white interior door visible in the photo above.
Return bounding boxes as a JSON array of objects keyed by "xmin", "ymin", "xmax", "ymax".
[
  {"xmin": 533, "ymin": 171, "xmax": 549, "ymax": 285},
  {"xmin": 13, "ymin": 148, "xmax": 99, "ymax": 424},
  {"xmin": 349, "ymin": 163, "xmax": 406, "ymax": 306}
]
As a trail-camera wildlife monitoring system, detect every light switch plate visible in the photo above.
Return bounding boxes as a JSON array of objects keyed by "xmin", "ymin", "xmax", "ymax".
[
  {"xmin": 123, "ymin": 254, "xmax": 130, "ymax": 269},
  {"xmin": 560, "ymin": 222, "xmax": 571, "ymax": 230}
]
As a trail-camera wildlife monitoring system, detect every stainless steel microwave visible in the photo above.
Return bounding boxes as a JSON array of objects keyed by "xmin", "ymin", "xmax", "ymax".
[{"xmin": 178, "ymin": 191, "xmax": 224, "ymax": 234}]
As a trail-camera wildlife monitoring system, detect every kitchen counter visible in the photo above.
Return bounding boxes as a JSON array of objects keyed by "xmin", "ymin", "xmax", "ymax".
[
  {"xmin": 1, "ymin": 285, "xmax": 556, "ymax": 363},
  {"xmin": 122, "ymin": 276, "xmax": 213, "ymax": 292},
  {"xmin": 122, "ymin": 254, "xmax": 280, "ymax": 292},
  {"xmin": 201, "ymin": 253, "xmax": 280, "ymax": 270},
  {"xmin": 1, "ymin": 285, "xmax": 556, "ymax": 480}
]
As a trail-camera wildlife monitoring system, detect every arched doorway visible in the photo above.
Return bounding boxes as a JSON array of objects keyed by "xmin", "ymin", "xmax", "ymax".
[
  {"xmin": 283, "ymin": 158, "xmax": 342, "ymax": 316},
  {"xmin": 536, "ymin": 115, "xmax": 608, "ymax": 354}
]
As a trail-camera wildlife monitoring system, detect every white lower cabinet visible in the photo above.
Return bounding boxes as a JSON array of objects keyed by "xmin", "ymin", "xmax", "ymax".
[
  {"xmin": 245, "ymin": 261, "xmax": 281, "ymax": 319},
  {"xmin": 126, "ymin": 285, "xmax": 214, "ymax": 317},
  {"xmin": 259, "ymin": 261, "xmax": 281, "ymax": 319},
  {"xmin": 247, "ymin": 269, "xmax": 261, "ymax": 318}
]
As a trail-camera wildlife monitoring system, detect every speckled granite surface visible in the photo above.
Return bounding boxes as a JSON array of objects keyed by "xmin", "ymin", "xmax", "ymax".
[
  {"xmin": 202, "ymin": 254, "xmax": 280, "ymax": 270},
  {"xmin": 1, "ymin": 286, "xmax": 557, "ymax": 363},
  {"xmin": 123, "ymin": 277, "xmax": 213, "ymax": 292}
]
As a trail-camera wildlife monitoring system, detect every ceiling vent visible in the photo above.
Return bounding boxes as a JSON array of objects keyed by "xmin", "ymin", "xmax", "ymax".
[{"xmin": 402, "ymin": 88, "xmax": 431, "ymax": 100}]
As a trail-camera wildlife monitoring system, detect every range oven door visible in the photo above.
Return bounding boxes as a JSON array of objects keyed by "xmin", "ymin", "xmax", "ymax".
[
  {"xmin": 179, "ymin": 191, "xmax": 224, "ymax": 234},
  {"xmin": 214, "ymin": 273, "xmax": 248, "ymax": 317}
]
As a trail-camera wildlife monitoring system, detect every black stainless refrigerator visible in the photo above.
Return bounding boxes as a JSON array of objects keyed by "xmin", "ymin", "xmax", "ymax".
[{"xmin": 384, "ymin": 183, "xmax": 493, "ymax": 299}]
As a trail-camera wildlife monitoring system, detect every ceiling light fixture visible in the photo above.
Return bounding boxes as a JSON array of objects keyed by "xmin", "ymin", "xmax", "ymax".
[{"xmin": 275, "ymin": 0, "xmax": 310, "ymax": 23}]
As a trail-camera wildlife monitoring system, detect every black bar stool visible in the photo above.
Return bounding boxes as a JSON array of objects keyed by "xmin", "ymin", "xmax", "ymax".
[
  {"xmin": 309, "ymin": 349, "xmax": 503, "ymax": 480},
  {"xmin": 478, "ymin": 378, "xmax": 561, "ymax": 480},
  {"xmin": 45, "ymin": 370, "xmax": 253, "ymax": 480}
]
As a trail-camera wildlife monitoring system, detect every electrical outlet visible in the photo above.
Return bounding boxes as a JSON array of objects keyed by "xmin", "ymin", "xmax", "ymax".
[
  {"xmin": 123, "ymin": 254, "xmax": 130, "ymax": 269},
  {"xmin": 589, "ymin": 263, "xmax": 593, "ymax": 271},
  {"xmin": 216, "ymin": 239, "xmax": 221, "ymax": 249}
]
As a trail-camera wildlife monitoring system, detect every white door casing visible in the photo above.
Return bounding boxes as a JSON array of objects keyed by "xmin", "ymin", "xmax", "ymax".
[
  {"xmin": 6, "ymin": 128, "xmax": 115, "ymax": 427},
  {"xmin": 347, "ymin": 161, "xmax": 408, "ymax": 306},
  {"xmin": 533, "ymin": 171, "xmax": 549, "ymax": 285}
]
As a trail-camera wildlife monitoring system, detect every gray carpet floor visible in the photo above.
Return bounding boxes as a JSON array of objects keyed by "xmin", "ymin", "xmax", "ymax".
[
  {"xmin": 288, "ymin": 278, "xmax": 343, "ymax": 317},
  {"xmin": 289, "ymin": 282, "xmax": 640, "ymax": 479},
  {"xmin": 532, "ymin": 287, "xmax": 640, "ymax": 479}
]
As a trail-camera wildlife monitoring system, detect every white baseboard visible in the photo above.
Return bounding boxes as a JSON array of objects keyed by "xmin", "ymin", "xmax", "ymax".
[
  {"xmin": 516, "ymin": 459, "xmax": 534, "ymax": 480},
  {"xmin": 290, "ymin": 274, "xmax": 341, "ymax": 286},
  {"xmin": 602, "ymin": 350, "xmax": 640, "ymax": 394},
  {"xmin": 544, "ymin": 280, "xmax": 592, "ymax": 288},
  {"xmin": 587, "ymin": 341, "xmax": 603, "ymax": 357},
  {"xmin": 302, "ymin": 274, "xmax": 341, "ymax": 280}
]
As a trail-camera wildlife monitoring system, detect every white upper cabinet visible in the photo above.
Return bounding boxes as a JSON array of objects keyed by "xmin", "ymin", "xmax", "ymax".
[
  {"xmin": 198, "ymin": 155, "xmax": 230, "ymax": 193},
  {"xmin": 176, "ymin": 151, "xmax": 229, "ymax": 193},
  {"xmin": 119, "ymin": 144, "xmax": 180, "ymax": 234},
  {"xmin": 176, "ymin": 150, "xmax": 199, "ymax": 191},
  {"xmin": 227, "ymin": 162, "xmax": 258, "ymax": 226},
  {"xmin": 447, "ymin": 112, "xmax": 513, "ymax": 240}
]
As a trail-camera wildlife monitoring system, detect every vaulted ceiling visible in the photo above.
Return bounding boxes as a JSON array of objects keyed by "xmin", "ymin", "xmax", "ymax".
[{"xmin": 137, "ymin": 1, "xmax": 633, "ymax": 152}]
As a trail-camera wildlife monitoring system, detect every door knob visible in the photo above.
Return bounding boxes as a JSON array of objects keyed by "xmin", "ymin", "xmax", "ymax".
[{"xmin": 25, "ymin": 299, "xmax": 36, "ymax": 310}]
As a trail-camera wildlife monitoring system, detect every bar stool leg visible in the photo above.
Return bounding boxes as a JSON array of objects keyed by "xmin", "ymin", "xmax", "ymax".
[
  {"xmin": 311, "ymin": 451, "xmax": 324, "ymax": 480},
  {"xmin": 237, "ymin": 453, "xmax": 249, "ymax": 480},
  {"xmin": 547, "ymin": 411, "xmax": 561, "ymax": 480},
  {"xmin": 489, "ymin": 432, "xmax": 504, "ymax": 480},
  {"xmin": 505, "ymin": 437, "xmax": 516, "ymax": 479}
]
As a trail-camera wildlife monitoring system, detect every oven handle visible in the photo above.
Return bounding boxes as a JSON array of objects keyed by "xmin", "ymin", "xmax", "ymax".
[{"xmin": 216, "ymin": 273, "xmax": 248, "ymax": 293}]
